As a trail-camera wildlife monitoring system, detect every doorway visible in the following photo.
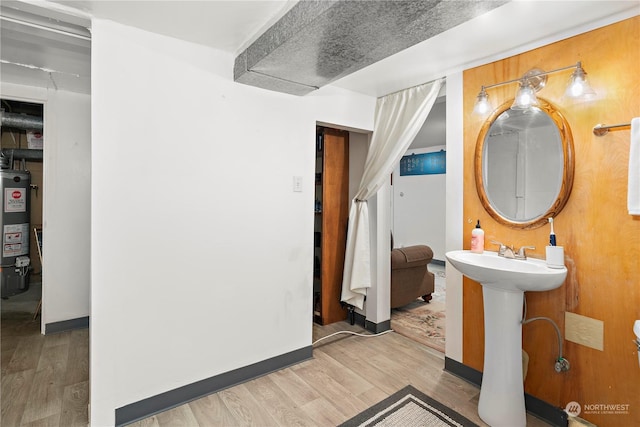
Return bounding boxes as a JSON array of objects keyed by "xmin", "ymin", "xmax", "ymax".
[
  {"xmin": 0, "ymin": 98, "xmax": 44, "ymax": 320},
  {"xmin": 312, "ymin": 125, "xmax": 369, "ymax": 326},
  {"xmin": 389, "ymin": 95, "xmax": 447, "ymax": 353}
]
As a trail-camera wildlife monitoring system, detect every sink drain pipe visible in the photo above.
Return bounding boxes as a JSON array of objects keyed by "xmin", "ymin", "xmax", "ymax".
[{"xmin": 521, "ymin": 297, "xmax": 570, "ymax": 372}]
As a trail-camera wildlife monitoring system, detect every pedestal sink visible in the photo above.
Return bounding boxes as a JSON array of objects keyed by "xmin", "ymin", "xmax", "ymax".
[{"xmin": 445, "ymin": 250, "xmax": 567, "ymax": 427}]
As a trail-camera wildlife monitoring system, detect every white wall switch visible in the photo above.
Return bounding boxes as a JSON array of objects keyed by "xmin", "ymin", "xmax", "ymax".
[{"xmin": 293, "ymin": 176, "xmax": 303, "ymax": 192}]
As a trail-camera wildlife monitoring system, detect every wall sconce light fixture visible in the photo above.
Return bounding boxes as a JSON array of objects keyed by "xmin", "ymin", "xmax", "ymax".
[{"xmin": 473, "ymin": 61, "xmax": 595, "ymax": 114}]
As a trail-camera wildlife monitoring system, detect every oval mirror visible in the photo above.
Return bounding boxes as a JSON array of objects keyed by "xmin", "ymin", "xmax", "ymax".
[{"xmin": 475, "ymin": 98, "xmax": 574, "ymax": 229}]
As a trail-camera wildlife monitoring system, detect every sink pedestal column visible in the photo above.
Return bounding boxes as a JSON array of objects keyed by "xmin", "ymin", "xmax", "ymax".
[{"xmin": 479, "ymin": 287, "xmax": 526, "ymax": 427}]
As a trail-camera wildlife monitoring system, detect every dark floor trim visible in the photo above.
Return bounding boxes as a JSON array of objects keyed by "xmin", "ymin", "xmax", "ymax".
[
  {"xmin": 45, "ymin": 316, "xmax": 89, "ymax": 334},
  {"xmin": 444, "ymin": 356, "xmax": 482, "ymax": 386},
  {"xmin": 444, "ymin": 357, "xmax": 568, "ymax": 427},
  {"xmin": 115, "ymin": 346, "xmax": 312, "ymax": 427},
  {"xmin": 525, "ymin": 393, "xmax": 568, "ymax": 427},
  {"xmin": 365, "ymin": 318, "xmax": 391, "ymax": 334},
  {"xmin": 350, "ymin": 312, "xmax": 391, "ymax": 334}
]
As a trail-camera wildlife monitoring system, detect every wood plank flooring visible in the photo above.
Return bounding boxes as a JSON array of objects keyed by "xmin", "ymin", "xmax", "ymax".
[
  {"xmin": 2, "ymin": 309, "xmax": 551, "ymax": 426},
  {"xmin": 1, "ymin": 311, "xmax": 88, "ymax": 427},
  {"xmin": 129, "ymin": 322, "xmax": 551, "ymax": 427}
]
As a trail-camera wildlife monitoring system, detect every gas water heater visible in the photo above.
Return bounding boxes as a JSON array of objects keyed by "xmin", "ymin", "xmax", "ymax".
[{"xmin": 0, "ymin": 166, "xmax": 31, "ymax": 298}]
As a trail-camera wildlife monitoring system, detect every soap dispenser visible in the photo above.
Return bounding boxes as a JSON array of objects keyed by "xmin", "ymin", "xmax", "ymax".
[{"xmin": 471, "ymin": 220, "xmax": 485, "ymax": 253}]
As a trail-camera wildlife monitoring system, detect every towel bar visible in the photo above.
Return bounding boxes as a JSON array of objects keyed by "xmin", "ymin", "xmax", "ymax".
[{"xmin": 593, "ymin": 122, "xmax": 631, "ymax": 136}]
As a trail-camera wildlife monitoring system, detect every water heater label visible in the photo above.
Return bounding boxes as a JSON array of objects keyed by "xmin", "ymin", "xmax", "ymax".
[
  {"xmin": 4, "ymin": 188, "xmax": 26, "ymax": 212},
  {"xmin": 3, "ymin": 223, "xmax": 29, "ymax": 257}
]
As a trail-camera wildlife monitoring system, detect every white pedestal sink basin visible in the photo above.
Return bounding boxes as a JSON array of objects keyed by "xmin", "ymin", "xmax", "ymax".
[{"xmin": 445, "ymin": 250, "xmax": 567, "ymax": 427}]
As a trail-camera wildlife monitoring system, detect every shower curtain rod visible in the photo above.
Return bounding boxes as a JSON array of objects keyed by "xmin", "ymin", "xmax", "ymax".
[
  {"xmin": 593, "ymin": 122, "xmax": 631, "ymax": 136},
  {"xmin": 380, "ymin": 77, "xmax": 445, "ymax": 99}
]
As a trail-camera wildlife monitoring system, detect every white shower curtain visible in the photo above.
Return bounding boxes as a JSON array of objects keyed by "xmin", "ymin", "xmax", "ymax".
[{"xmin": 340, "ymin": 79, "xmax": 443, "ymax": 309}]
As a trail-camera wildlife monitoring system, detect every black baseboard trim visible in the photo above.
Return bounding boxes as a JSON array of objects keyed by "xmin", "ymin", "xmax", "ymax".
[
  {"xmin": 45, "ymin": 316, "xmax": 89, "ymax": 334},
  {"xmin": 444, "ymin": 357, "xmax": 568, "ymax": 427},
  {"xmin": 444, "ymin": 356, "xmax": 482, "ymax": 386},
  {"xmin": 525, "ymin": 393, "xmax": 568, "ymax": 427},
  {"xmin": 351, "ymin": 312, "xmax": 391, "ymax": 334},
  {"xmin": 115, "ymin": 346, "xmax": 312, "ymax": 427},
  {"xmin": 365, "ymin": 319, "xmax": 391, "ymax": 334}
]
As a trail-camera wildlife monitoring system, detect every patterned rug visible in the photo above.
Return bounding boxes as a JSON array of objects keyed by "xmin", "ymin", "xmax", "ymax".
[
  {"xmin": 391, "ymin": 266, "xmax": 446, "ymax": 352},
  {"xmin": 339, "ymin": 385, "xmax": 478, "ymax": 427}
]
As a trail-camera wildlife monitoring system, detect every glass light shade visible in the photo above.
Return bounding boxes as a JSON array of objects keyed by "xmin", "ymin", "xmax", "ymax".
[
  {"xmin": 511, "ymin": 81, "xmax": 539, "ymax": 110},
  {"xmin": 473, "ymin": 89, "xmax": 490, "ymax": 115},
  {"xmin": 565, "ymin": 67, "xmax": 596, "ymax": 98}
]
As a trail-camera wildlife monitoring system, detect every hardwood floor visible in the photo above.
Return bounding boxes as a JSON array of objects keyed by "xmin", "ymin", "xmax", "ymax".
[
  {"xmin": 1, "ymin": 310, "xmax": 88, "ymax": 427},
  {"xmin": 129, "ymin": 322, "xmax": 551, "ymax": 427},
  {"xmin": 2, "ymin": 309, "xmax": 550, "ymax": 426}
]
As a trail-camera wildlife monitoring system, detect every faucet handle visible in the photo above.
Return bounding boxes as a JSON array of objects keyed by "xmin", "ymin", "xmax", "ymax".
[
  {"xmin": 491, "ymin": 240, "xmax": 507, "ymax": 255},
  {"xmin": 517, "ymin": 246, "xmax": 535, "ymax": 258},
  {"xmin": 503, "ymin": 247, "xmax": 516, "ymax": 259}
]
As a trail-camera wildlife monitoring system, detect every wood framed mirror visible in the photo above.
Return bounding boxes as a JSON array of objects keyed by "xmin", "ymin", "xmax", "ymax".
[{"xmin": 474, "ymin": 98, "xmax": 574, "ymax": 229}]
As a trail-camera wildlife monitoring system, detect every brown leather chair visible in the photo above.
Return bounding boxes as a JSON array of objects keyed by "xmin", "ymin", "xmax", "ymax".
[{"xmin": 390, "ymin": 245, "xmax": 435, "ymax": 309}]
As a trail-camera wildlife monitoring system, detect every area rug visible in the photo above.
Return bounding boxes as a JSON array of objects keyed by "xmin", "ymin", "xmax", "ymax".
[
  {"xmin": 391, "ymin": 299, "xmax": 445, "ymax": 352},
  {"xmin": 339, "ymin": 385, "xmax": 478, "ymax": 427},
  {"xmin": 390, "ymin": 265, "xmax": 446, "ymax": 352}
]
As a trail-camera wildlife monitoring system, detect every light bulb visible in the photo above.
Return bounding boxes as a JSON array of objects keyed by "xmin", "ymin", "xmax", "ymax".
[
  {"xmin": 473, "ymin": 88, "xmax": 490, "ymax": 115},
  {"xmin": 511, "ymin": 81, "xmax": 539, "ymax": 110},
  {"xmin": 565, "ymin": 65, "xmax": 595, "ymax": 98}
]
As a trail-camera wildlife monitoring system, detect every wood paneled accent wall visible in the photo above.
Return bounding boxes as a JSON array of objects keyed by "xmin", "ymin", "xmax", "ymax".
[{"xmin": 462, "ymin": 17, "xmax": 639, "ymax": 426}]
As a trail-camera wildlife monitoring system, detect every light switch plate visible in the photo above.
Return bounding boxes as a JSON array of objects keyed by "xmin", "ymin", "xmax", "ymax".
[
  {"xmin": 293, "ymin": 176, "xmax": 302, "ymax": 192},
  {"xmin": 565, "ymin": 312, "xmax": 604, "ymax": 351}
]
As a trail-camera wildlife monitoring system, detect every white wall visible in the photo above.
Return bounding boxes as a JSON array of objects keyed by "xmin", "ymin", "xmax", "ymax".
[
  {"xmin": 90, "ymin": 19, "xmax": 374, "ymax": 426},
  {"xmin": 349, "ymin": 131, "xmax": 369, "ymax": 200},
  {"xmin": 0, "ymin": 83, "xmax": 91, "ymax": 329},
  {"xmin": 368, "ymin": 183, "xmax": 391, "ymax": 325},
  {"xmin": 444, "ymin": 72, "xmax": 464, "ymax": 363},
  {"xmin": 392, "ymin": 146, "xmax": 446, "ymax": 261}
]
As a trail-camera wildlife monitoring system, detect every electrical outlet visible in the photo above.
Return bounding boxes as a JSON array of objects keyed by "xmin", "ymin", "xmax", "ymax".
[{"xmin": 565, "ymin": 312, "xmax": 604, "ymax": 351}]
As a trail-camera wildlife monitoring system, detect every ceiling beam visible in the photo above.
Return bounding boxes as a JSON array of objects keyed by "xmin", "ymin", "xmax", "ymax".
[{"xmin": 234, "ymin": 0, "xmax": 508, "ymax": 96}]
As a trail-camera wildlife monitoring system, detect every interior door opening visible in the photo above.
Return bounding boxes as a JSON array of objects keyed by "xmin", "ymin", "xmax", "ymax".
[
  {"xmin": 0, "ymin": 98, "xmax": 44, "ymax": 321},
  {"xmin": 313, "ymin": 124, "xmax": 369, "ymax": 327},
  {"xmin": 389, "ymin": 94, "xmax": 447, "ymax": 354}
]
